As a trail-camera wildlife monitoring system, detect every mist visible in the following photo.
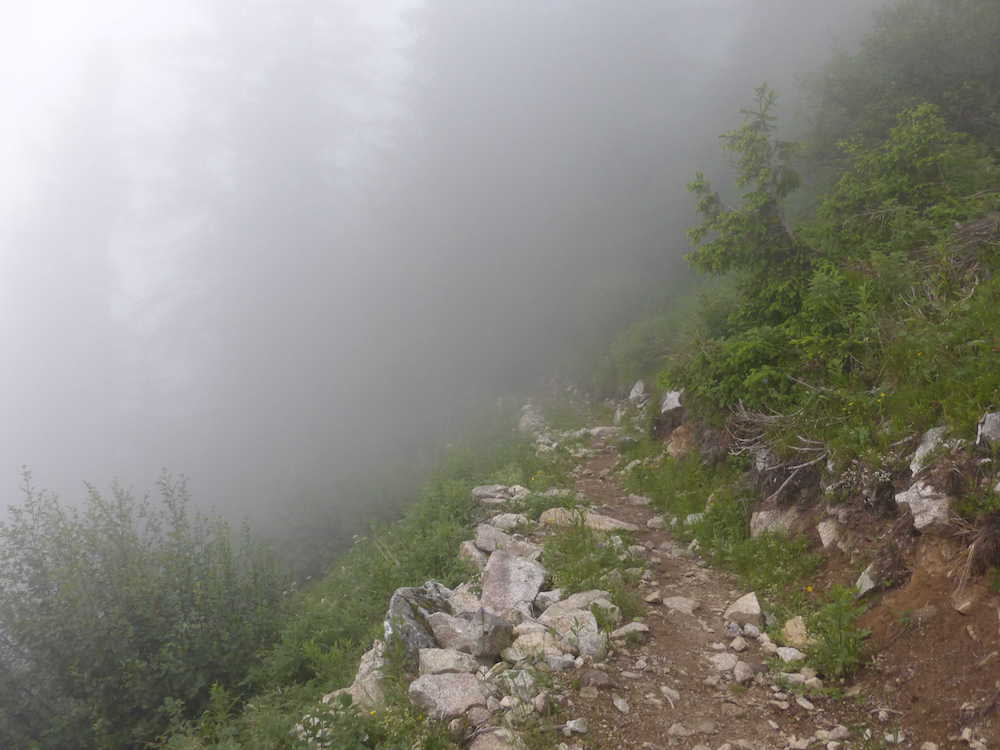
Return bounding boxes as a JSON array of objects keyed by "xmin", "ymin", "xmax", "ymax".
[{"xmin": 0, "ymin": 1, "xmax": 884, "ymax": 555}]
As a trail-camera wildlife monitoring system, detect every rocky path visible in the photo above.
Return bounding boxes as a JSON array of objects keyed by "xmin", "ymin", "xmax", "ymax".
[{"xmin": 550, "ymin": 438, "xmax": 873, "ymax": 750}]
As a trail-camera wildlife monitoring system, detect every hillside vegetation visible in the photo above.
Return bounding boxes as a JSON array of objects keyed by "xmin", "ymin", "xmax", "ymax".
[{"xmin": 1, "ymin": 1, "xmax": 999, "ymax": 748}]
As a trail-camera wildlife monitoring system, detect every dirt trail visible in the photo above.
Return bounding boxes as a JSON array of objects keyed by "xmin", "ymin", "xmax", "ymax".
[{"xmin": 550, "ymin": 438, "xmax": 876, "ymax": 750}]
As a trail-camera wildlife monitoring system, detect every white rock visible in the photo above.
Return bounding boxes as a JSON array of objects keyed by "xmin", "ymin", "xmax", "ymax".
[
  {"xmin": 724, "ymin": 592, "xmax": 762, "ymax": 627},
  {"xmin": 563, "ymin": 718, "xmax": 588, "ymax": 735},
  {"xmin": 729, "ymin": 636, "xmax": 748, "ymax": 652},
  {"xmin": 491, "ymin": 513, "xmax": 530, "ymax": 531},
  {"xmin": 895, "ymin": 481, "xmax": 952, "ymax": 530},
  {"xmin": 816, "ymin": 519, "xmax": 840, "ymax": 549},
  {"xmin": 646, "ymin": 516, "xmax": 666, "ymax": 530},
  {"xmin": 472, "ymin": 484, "xmax": 511, "ymax": 500},
  {"xmin": 539, "ymin": 608, "xmax": 604, "ymax": 657},
  {"xmin": 856, "ymin": 563, "xmax": 879, "ymax": 596},
  {"xmin": 629, "ymin": 380, "xmax": 648, "ymax": 405},
  {"xmin": 611, "ymin": 622, "xmax": 650, "ymax": 640},
  {"xmin": 911, "ymin": 426, "xmax": 948, "ymax": 474},
  {"xmin": 660, "ymin": 390, "xmax": 683, "ymax": 415},
  {"xmin": 612, "ymin": 695, "xmax": 630, "ymax": 714},
  {"xmin": 776, "ymin": 646, "xmax": 806, "ymax": 662}
]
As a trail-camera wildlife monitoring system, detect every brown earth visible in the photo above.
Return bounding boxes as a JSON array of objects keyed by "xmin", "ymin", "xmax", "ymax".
[{"xmin": 531, "ymin": 437, "xmax": 1000, "ymax": 749}]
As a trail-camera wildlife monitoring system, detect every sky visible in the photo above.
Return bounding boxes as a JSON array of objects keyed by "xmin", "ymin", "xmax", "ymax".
[{"xmin": 0, "ymin": 0, "xmax": 886, "ymax": 559}]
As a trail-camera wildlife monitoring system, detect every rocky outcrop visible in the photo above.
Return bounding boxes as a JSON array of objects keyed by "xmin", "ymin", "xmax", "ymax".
[
  {"xmin": 384, "ymin": 581, "xmax": 454, "ymax": 667},
  {"xmin": 322, "ymin": 640, "xmax": 386, "ymax": 709},
  {"xmin": 481, "ymin": 550, "xmax": 546, "ymax": 617},
  {"xmin": 895, "ymin": 481, "xmax": 952, "ymax": 530}
]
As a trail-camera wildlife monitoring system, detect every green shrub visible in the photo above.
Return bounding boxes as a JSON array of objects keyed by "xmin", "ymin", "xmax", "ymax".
[{"xmin": 807, "ymin": 586, "xmax": 870, "ymax": 679}]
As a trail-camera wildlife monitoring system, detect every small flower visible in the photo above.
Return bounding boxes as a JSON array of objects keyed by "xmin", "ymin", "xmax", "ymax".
[{"xmin": 805, "ymin": 585, "xmax": 814, "ymax": 593}]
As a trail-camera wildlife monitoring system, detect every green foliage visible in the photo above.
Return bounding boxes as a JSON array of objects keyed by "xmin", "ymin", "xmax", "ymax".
[
  {"xmin": 0, "ymin": 474, "xmax": 287, "ymax": 750},
  {"xmin": 626, "ymin": 451, "xmax": 743, "ymax": 520},
  {"xmin": 542, "ymin": 519, "xmax": 643, "ymax": 621},
  {"xmin": 807, "ymin": 586, "xmax": 871, "ymax": 679}
]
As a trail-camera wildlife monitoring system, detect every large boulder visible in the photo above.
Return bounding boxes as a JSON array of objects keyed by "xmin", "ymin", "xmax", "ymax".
[
  {"xmin": 481, "ymin": 550, "xmax": 546, "ymax": 617},
  {"xmin": 895, "ymin": 481, "xmax": 952, "ymax": 530},
  {"xmin": 459, "ymin": 540, "xmax": 489, "ymax": 570},
  {"xmin": 383, "ymin": 582, "xmax": 453, "ymax": 667},
  {"xmin": 408, "ymin": 673, "xmax": 488, "ymax": 720},
  {"xmin": 426, "ymin": 609, "xmax": 513, "ymax": 659},
  {"xmin": 473, "ymin": 524, "xmax": 542, "ymax": 560},
  {"xmin": 322, "ymin": 640, "xmax": 385, "ymax": 709}
]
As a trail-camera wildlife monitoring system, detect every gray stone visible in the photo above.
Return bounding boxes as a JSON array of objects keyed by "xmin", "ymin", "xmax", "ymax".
[
  {"xmin": 662, "ymin": 596, "xmax": 700, "ymax": 616},
  {"xmin": 708, "ymin": 652, "xmax": 738, "ymax": 672},
  {"xmin": 612, "ymin": 695, "xmax": 630, "ymax": 714},
  {"xmin": 322, "ymin": 639, "xmax": 385, "ymax": 709},
  {"xmin": 384, "ymin": 581, "xmax": 453, "ymax": 666},
  {"xmin": 733, "ymin": 660, "xmax": 754, "ymax": 684},
  {"xmin": 911, "ymin": 426, "xmax": 948, "ymax": 474},
  {"xmin": 895, "ymin": 481, "xmax": 952, "ymax": 530},
  {"xmin": 610, "ymin": 621, "xmax": 650, "ymax": 641},
  {"xmin": 646, "ymin": 515, "xmax": 666, "ymax": 530},
  {"xmin": 856, "ymin": 563, "xmax": 879, "ymax": 597},
  {"xmin": 481, "ymin": 550, "xmax": 546, "ymax": 617},
  {"xmin": 539, "ymin": 608, "xmax": 604, "ymax": 657},
  {"xmin": 474, "ymin": 524, "xmax": 542, "ymax": 560},
  {"xmin": 776, "ymin": 646, "xmax": 806, "ymax": 662},
  {"xmin": 563, "ymin": 718, "xmax": 588, "ymax": 736},
  {"xmin": 750, "ymin": 506, "xmax": 805, "ymax": 538},
  {"xmin": 534, "ymin": 589, "xmax": 563, "ymax": 611},
  {"xmin": 977, "ymin": 412, "xmax": 1000, "ymax": 446},
  {"xmin": 817, "ymin": 519, "xmax": 841, "ymax": 549},
  {"xmin": 448, "ymin": 582, "xmax": 482, "ymax": 615},
  {"xmin": 459, "ymin": 540, "xmax": 489, "ymax": 570},
  {"xmin": 472, "ymin": 484, "xmax": 511, "ymax": 500},
  {"xmin": 729, "ymin": 636, "xmax": 748, "ymax": 652},
  {"xmin": 724, "ymin": 592, "xmax": 762, "ymax": 627},
  {"xmin": 538, "ymin": 507, "xmax": 640, "ymax": 533},
  {"xmin": 427, "ymin": 610, "xmax": 513, "ymax": 659},
  {"xmin": 503, "ymin": 631, "xmax": 568, "ymax": 663},
  {"xmin": 544, "ymin": 590, "xmax": 620, "ymax": 624},
  {"xmin": 408, "ymin": 673, "xmax": 488, "ymax": 719},
  {"xmin": 491, "ymin": 513, "xmax": 530, "ymax": 531},
  {"xmin": 468, "ymin": 728, "xmax": 523, "ymax": 750},
  {"xmin": 418, "ymin": 648, "xmax": 479, "ymax": 675}
]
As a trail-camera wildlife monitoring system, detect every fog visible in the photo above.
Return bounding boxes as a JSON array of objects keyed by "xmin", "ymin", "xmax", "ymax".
[{"xmin": 0, "ymin": 1, "xmax": 883, "ymax": 556}]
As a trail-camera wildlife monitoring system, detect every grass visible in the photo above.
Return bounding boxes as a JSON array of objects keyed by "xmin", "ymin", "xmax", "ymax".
[{"xmin": 542, "ymin": 518, "xmax": 644, "ymax": 622}]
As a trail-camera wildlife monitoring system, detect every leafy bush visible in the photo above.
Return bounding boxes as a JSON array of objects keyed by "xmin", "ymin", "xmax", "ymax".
[{"xmin": 0, "ymin": 473, "xmax": 287, "ymax": 749}]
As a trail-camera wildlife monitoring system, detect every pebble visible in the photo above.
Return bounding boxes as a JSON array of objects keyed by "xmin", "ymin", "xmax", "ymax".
[
  {"xmin": 612, "ymin": 695, "xmax": 630, "ymax": 714},
  {"xmin": 730, "ymin": 636, "xmax": 748, "ymax": 652},
  {"xmin": 795, "ymin": 696, "xmax": 815, "ymax": 711},
  {"xmin": 667, "ymin": 723, "xmax": 693, "ymax": 737},
  {"xmin": 562, "ymin": 718, "xmax": 588, "ymax": 736}
]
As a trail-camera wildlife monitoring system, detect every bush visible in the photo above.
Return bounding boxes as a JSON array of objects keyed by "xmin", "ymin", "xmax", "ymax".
[
  {"xmin": 807, "ymin": 586, "xmax": 870, "ymax": 679},
  {"xmin": 0, "ymin": 473, "xmax": 287, "ymax": 749}
]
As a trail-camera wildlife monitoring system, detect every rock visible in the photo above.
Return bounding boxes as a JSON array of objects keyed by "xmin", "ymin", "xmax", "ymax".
[
  {"xmin": 473, "ymin": 484, "xmax": 512, "ymax": 500},
  {"xmin": 418, "ymin": 648, "xmax": 479, "ymax": 675},
  {"xmin": 659, "ymin": 685, "xmax": 680, "ymax": 706},
  {"xmin": 743, "ymin": 624, "xmax": 761, "ymax": 639},
  {"xmin": 503, "ymin": 631, "xmax": 568, "ymax": 663},
  {"xmin": 646, "ymin": 516, "xmax": 666, "ymax": 530},
  {"xmin": 896, "ymin": 481, "xmax": 953, "ymax": 530},
  {"xmin": 611, "ymin": 622, "xmax": 650, "ymax": 641},
  {"xmin": 724, "ymin": 592, "xmax": 762, "ymax": 628},
  {"xmin": 322, "ymin": 640, "xmax": 385, "ymax": 709},
  {"xmin": 660, "ymin": 390, "xmax": 684, "ymax": 417},
  {"xmin": 427, "ymin": 610, "xmax": 513, "ymax": 659},
  {"xmin": 544, "ymin": 590, "xmax": 620, "ymax": 624},
  {"xmin": 977, "ymin": 411, "xmax": 1000, "ymax": 446},
  {"xmin": 856, "ymin": 563, "xmax": 879, "ymax": 597},
  {"xmin": 384, "ymin": 582, "xmax": 453, "ymax": 666},
  {"xmin": 468, "ymin": 727, "xmax": 523, "ymax": 750},
  {"xmin": 795, "ymin": 695, "xmax": 815, "ymax": 710},
  {"xmin": 684, "ymin": 512, "xmax": 704, "ymax": 526},
  {"xmin": 667, "ymin": 423, "xmax": 697, "ymax": 458},
  {"xmin": 733, "ymin": 660, "xmax": 754, "ymax": 684},
  {"xmin": 491, "ymin": 513, "xmax": 530, "ymax": 531},
  {"xmin": 952, "ymin": 589, "xmax": 976, "ymax": 615},
  {"xmin": 782, "ymin": 616, "xmax": 810, "ymax": 649},
  {"xmin": 662, "ymin": 596, "xmax": 700, "ymax": 616},
  {"xmin": 580, "ymin": 669, "xmax": 614, "ymax": 689},
  {"xmin": 708, "ymin": 652, "xmax": 738, "ymax": 672},
  {"xmin": 474, "ymin": 524, "xmax": 542, "ymax": 560},
  {"xmin": 911, "ymin": 426, "xmax": 948, "ymax": 474},
  {"xmin": 816, "ymin": 519, "xmax": 841, "ymax": 549},
  {"xmin": 448, "ymin": 583, "xmax": 482, "ymax": 615},
  {"xmin": 495, "ymin": 668, "xmax": 536, "ymax": 701},
  {"xmin": 534, "ymin": 589, "xmax": 563, "ymax": 611},
  {"xmin": 628, "ymin": 494, "xmax": 652, "ymax": 506},
  {"xmin": 750, "ymin": 506, "xmax": 806, "ymax": 538},
  {"xmin": 563, "ymin": 718, "xmax": 588, "ymax": 735},
  {"xmin": 643, "ymin": 590, "xmax": 662, "ymax": 604},
  {"xmin": 481, "ymin": 550, "xmax": 546, "ymax": 617},
  {"xmin": 539, "ymin": 608, "xmax": 604, "ymax": 657},
  {"xmin": 668, "ymin": 722, "xmax": 693, "ymax": 737},
  {"xmin": 629, "ymin": 380, "xmax": 648, "ymax": 405},
  {"xmin": 776, "ymin": 646, "xmax": 806, "ymax": 662},
  {"xmin": 509, "ymin": 485, "xmax": 530, "ymax": 500},
  {"xmin": 612, "ymin": 695, "xmax": 630, "ymax": 714},
  {"xmin": 408, "ymin": 673, "xmax": 487, "ymax": 719},
  {"xmin": 729, "ymin": 636, "xmax": 748, "ymax": 652},
  {"xmin": 460, "ymin": 540, "xmax": 489, "ymax": 570}
]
